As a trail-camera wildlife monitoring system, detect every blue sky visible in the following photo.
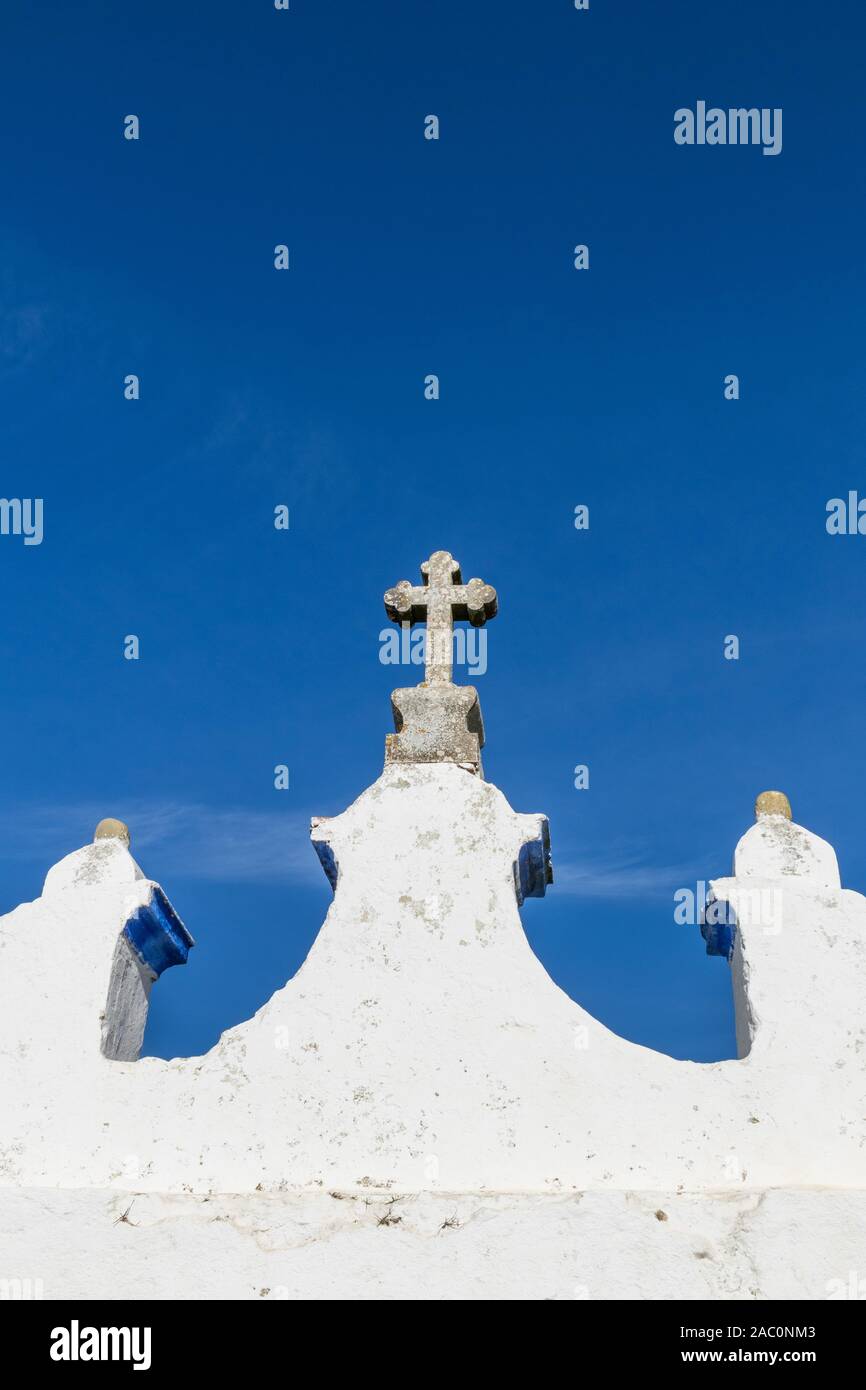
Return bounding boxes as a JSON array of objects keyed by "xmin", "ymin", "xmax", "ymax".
[{"xmin": 1, "ymin": 0, "xmax": 864, "ymax": 1062}]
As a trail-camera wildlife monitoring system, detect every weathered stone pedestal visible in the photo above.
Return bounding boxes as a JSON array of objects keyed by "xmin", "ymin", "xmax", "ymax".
[{"xmin": 386, "ymin": 684, "xmax": 486, "ymax": 771}]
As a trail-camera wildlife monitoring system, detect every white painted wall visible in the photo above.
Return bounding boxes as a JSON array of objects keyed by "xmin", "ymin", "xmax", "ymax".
[{"xmin": 1, "ymin": 769, "xmax": 864, "ymax": 1298}]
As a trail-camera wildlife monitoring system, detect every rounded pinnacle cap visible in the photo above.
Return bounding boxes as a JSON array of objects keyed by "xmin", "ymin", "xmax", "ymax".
[
  {"xmin": 755, "ymin": 791, "xmax": 792, "ymax": 821},
  {"xmin": 93, "ymin": 817, "xmax": 131, "ymax": 847}
]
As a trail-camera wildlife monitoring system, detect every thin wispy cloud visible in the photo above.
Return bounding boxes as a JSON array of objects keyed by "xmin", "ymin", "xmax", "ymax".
[
  {"xmin": 1, "ymin": 806, "xmax": 714, "ymax": 900},
  {"xmin": 553, "ymin": 849, "xmax": 707, "ymax": 901},
  {"xmin": 179, "ymin": 394, "xmax": 356, "ymax": 507},
  {"xmin": 0, "ymin": 300, "xmax": 49, "ymax": 370},
  {"xmin": 0, "ymin": 801, "xmax": 322, "ymax": 886}
]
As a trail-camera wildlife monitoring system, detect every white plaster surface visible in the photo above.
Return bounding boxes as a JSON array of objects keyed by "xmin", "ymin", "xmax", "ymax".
[
  {"xmin": 1, "ymin": 1187, "xmax": 863, "ymax": 1301},
  {"xmin": 1, "ymin": 767, "xmax": 865, "ymax": 1298}
]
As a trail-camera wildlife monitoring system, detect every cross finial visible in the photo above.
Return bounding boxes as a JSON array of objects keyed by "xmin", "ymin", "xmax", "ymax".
[
  {"xmin": 755, "ymin": 790, "xmax": 792, "ymax": 821},
  {"xmin": 94, "ymin": 817, "xmax": 131, "ymax": 847},
  {"xmin": 382, "ymin": 550, "xmax": 497, "ymax": 774},
  {"xmin": 384, "ymin": 549, "xmax": 497, "ymax": 687}
]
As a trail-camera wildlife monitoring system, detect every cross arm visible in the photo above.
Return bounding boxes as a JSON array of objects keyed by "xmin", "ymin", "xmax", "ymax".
[
  {"xmin": 451, "ymin": 578, "xmax": 498, "ymax": 627},
  {"xmin": 383, "ymin": 581, "xmax": 428, "ymax": 625}
]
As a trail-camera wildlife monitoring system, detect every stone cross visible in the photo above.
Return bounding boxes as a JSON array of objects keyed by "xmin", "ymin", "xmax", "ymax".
[
  {"xmin": 383, "ymin": 550, "xmax": 497, "ymax": 773},
  {"xmin": 384, "ymin": 550, "xmax": 497, "ymax": 686}
]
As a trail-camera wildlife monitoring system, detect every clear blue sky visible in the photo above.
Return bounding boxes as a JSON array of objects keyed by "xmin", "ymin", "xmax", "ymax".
[{"xmin": 1, "ymin": 0, "xmax": 864, "ymax": 1063}]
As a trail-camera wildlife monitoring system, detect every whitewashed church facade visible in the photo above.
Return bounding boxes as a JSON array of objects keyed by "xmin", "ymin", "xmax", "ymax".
[{"xmin": 1, "ymin": 553, "xmax": 864, "ymax": 1300}]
